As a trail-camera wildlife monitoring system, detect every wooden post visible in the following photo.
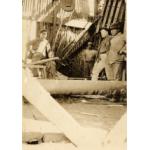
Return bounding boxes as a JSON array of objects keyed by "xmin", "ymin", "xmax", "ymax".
[
  {"xmin": 102, "ymin": 0, "xmax": 112, "ymax": 28},
  {"xmin": 96, "ymin": 0, "xmax": 108, "ymax": 33},
  {"xmin": 102, "ymin": 113, "xmax": 127, "ymax": 150},
  {"xmin": 118, "ymin": 2, "xmax": 125, "ymax": 22},
  {"xmin": 23, "ymin": 69, "xmax": 103, "ymax": 150},
  {"xmin": 113, "ymin": 0, "xmax": 123, "ymax": 23},
  {"xmin": 107, "ymin": 0, "xmax": 118, "ymax": 28}
]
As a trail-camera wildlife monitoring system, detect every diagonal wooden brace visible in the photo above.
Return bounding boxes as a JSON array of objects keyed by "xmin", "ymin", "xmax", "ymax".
[{"xmin": 22, "ymin": 69, "xmax": 103, "ymax": 150}]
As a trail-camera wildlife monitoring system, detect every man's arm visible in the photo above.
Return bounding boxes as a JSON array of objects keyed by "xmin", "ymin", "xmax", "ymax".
[
  {"xmin": 46, "ymin": 42, "xmax": 54, "ymax": 58},
  {"xmin": 119, "ymin": 44, "xmax": 127, "ymax": 55}
]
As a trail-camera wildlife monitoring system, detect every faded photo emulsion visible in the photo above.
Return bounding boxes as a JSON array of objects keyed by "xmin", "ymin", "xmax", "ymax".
[{"xmin": 22, "ymin": 0, "xmax": 127, "ymax": 150}]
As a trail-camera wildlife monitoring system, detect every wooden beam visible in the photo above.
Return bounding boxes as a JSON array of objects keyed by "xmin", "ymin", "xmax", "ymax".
[
  {"xmin": 23, "ymin": 143, "xmax": 78, "ymax": 150},
  {"xmin": 22, "ymin": 118, "xmax": 68, "ymax": 143},
  {"xmin": 28, "ymin": 57, "xmax": 59, "ymax": 65},
  {"xmin": 102, "ymin": 113, "xmax": 127, "ymax": 150},
  {"xmin": 38, "ymin": 79, "xmax": 126, "ymax": 95},
  {"xmin": 23, "ymin": 118, "xmax": 107, "ymax": 144},
  {"xmin": 113, "ymin": 0, "xmax": 123, "ymax": 23},
  {"xmin": 102, "ymin": 0, "xmax": 112, "ymax": 28},
  {"xmin": 23, "ymin": 64, "xmax": 46, "ymax": 69},
  {"xmin": 107, "ymin": 0, "xmax": 118, "ymax": 28},
  {"xmin": 118, "ymin": 2, "xmax": 125, "ymax": 22},
  {"xmin": 23, "ymin": 119, "xmax": 62, "ymax": 134},
  {"xmin": 22, "ymin": 69, "xmax": 103, "ymax": 150}
]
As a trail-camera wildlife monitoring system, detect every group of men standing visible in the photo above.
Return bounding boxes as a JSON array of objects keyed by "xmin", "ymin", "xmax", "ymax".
[
  {"xmin": 82, "ymin": 21, "xmax": 126, "ymax": 81},
  {"xmin": 26, "ymin": 22, "xmax": 126, "ymax": 81}
]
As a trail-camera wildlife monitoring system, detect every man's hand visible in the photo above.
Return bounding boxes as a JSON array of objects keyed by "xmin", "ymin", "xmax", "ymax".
[
  {"xmin": 118, "ymin": 49, "xmax": 126, "ymax": 55},
  {"xmin": 96, "ymin": 58, "xmax": 101, "ymax": 63}
]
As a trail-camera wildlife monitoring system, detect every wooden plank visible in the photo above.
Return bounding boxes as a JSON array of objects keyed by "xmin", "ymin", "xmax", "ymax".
[
  {"xmin": 123, "ymin": 3, "xmax": 127, "ymax": 33},
  {"xmin": 23, "ymin": 119, "xmax": 63, "ymax": 134},
  {"xmin": 23, "ymin": 69, "xmax": 103, "ymax": 150},
  {"xmin": 96, "ymin": 0, "xmax": 109, "ymax": 32},
  {"xmin": 102, "ymin": 113, "xmax": 127, "ymax": 150},
  {"xmin": 37, "ymin": 1, "xmax": 60, "ymax": 22},
  {"xmin": 26, "ymin": 0, "xmax": 29, "ymax": 17},
  {"xmin": 37, "ymin": 0, "xmax": 41, "ymax": 15},
  {"xmin": 101, "ymin": 0, "xmax": 109, "ymax": 17},
  {"xmin": 23, "ymin": 64, "xmax": 46, "ymax": 69},
  {"xmin": 22, "ymin": 119, "xmax": 67, "ymax": 143},
  {"xmin": 28, "ymin": 0, "xmax": 33, "ymax": 17},
  {"xmin": 23, "ymin": 119, "xmax": 106, "ymax": 144},
  {"xmin": 113, "ymin": 0, "xmax": 123, "ymax": 23},
  {"xmin": 23, "ymin": 143, "xmax": 78, "ymax": 150},
  {"xmin": 118, "ymin": 2, "xmax": 125, "ymax": 22},
  {"xmin": 23, "ymin": 69, "xmax": 81, "ymax": 147},
  {"xmin": 107, "ymin": 0, "xmax": 118, "ymax": 28},
  {"xmin": 28, "ymin": 57, "xmax": 59, "ymax": 65},
  {"xmin": 23, "ymin": 0, "xmax": 27, "ymax": 15},
  {"xmin": 38, "ymin": 79, "xmax": 126, "ymax": 95},
  {"xmin": 102, "ymin": 0, "xmax": 112, "ymax": 28},
  {"xmin": 31, "ymin": 0, "xmax": 36, "ymax": 19}
]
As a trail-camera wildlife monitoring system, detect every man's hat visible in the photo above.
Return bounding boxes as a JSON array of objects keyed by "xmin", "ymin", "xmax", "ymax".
[
  {"xmin": 40, "ymin": 29, "xmax": 47, "ymax": 33},
  {"xmin": 88, "ymin": 42, "xmax": 93, "ymax": 45},
  {"xmin": 110, "ymin": 22, "xmax": 124, "ymax": 30},
  {"xmin": 100, "ymin": 26, "xmax": 109, "ymax": 31}
]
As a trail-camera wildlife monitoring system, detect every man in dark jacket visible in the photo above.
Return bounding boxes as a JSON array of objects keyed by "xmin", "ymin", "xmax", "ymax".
[{"xmin": 105, "ymin": 22, "xmax": 126, "ymax": 80}]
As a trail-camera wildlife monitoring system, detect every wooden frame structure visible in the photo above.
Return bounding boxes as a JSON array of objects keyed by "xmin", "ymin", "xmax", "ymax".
[
  {"xmin": 23, "ymin": 68, "xmax": 126, "ymax": 150},
  {"xmin": 97, "ymin": 0, "xmax": 126, "ymax": 30}
]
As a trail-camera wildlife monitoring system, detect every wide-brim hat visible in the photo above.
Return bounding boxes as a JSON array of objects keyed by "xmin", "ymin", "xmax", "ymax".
[
  {"xmin": 110, "ymin": 22, "xmax": 124, "ymax": 30},
  {"xmin": 40, "ymin": 29, "xmax": 47, "ymax": 33},
  {"xmin": 100, "ymin": 27, "xmax": 109, "ymax": 31}
]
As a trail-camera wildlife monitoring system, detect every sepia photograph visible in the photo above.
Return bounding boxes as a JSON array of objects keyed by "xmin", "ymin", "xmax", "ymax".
[{"xmin": 22, "ymin": 0, "xmax": 127, "ymax": 150}]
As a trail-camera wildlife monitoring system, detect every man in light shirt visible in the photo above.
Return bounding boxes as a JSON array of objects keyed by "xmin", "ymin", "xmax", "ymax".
[
  {"xmin": 31, "ymin": 29, "xmax": 52, "ymax": 61},
  {"xmin": 27, "ymin": 29, "xmax": 56, "ymax": 78},
  {"xmin": 91, "ymin": 28, "xmax": 112, "ymax": 80}
]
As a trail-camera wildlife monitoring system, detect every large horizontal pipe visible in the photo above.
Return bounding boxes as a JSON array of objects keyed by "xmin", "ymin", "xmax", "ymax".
[{"xmin": 38, "ymin": 79, "xmax": 126, "ymax": 95}]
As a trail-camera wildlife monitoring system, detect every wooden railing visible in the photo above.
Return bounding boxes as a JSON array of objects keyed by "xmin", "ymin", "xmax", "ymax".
[{"xmin": 22, "ymin": 0, "xmax": 60, "ymax": 21}]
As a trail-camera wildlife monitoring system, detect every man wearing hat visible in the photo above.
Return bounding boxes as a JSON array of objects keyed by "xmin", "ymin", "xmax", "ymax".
[
  {"xmin": 92, "ymin": 28, "xmax": 112, "ymax": 80},
  {"xmin": 82, "ymin": 42, "xmax": 97, "ymax": 79},
  {"xmin": 105, "ymin": 22, "xmax": 126, "ymax": 80},
  {"xmin": 27, "ymin": 29, "xmax": 56, "ymax": 78}
]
